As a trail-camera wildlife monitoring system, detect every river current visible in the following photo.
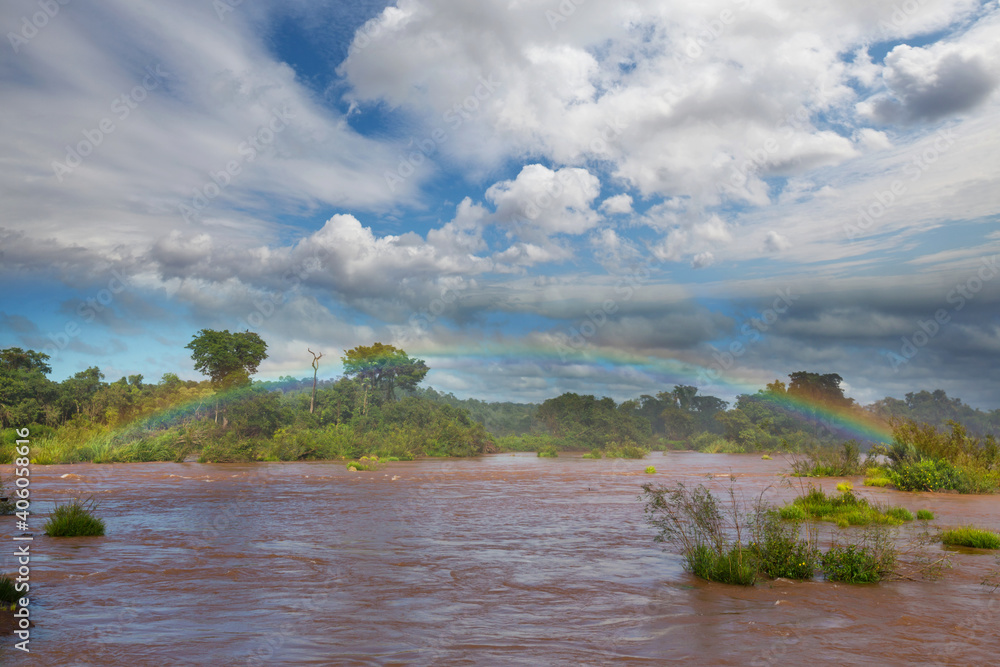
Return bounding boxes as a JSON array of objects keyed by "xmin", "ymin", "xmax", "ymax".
[{"xmin": 3, "ymin": 452, "xmax": 999, "ymax": 665}]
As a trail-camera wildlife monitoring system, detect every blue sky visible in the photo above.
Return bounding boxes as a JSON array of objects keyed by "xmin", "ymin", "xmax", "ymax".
[{"xmin": 1, "ymin": 0, "xmax": 999, "ymax": 408}]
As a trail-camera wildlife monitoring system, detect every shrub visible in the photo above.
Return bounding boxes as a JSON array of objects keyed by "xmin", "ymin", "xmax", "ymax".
[
  {"xmin": 761, "ymin": 454, "xmax": 772, "ymax": 460},
  {"xmin": 941, "ymin": 527, "xmax": 1000, "ymax": 550},
  {"xmin": 821, "ymin": 526, "xmax": 896, "ymax": 583},
  {"xmin": 790, "ymin": 440, "xmax": 867, "ymax": 477},
  {"xmin": 538, "ymin": 446, "xmax": 558, "ymax": 458},
  {"xmin": 751, "ymin": 511, "xmax": 819, "ymax": 580},
  {"xmin": 346, "ymin": 455, "xmax": 381, "ymax": 471},
  {"xmin": 44, "ymin": 498, "xmax": 105, "ymax": 537},
  {"xmin": 836, "ymin": 482, "xmax": 853, "ymax": 493},
  {"xmin": 582, "ymin": 448, "xmax": 602, "ymax": 459},
  {"xmin": 645, "ymin": 466, "xmax": 656, "ymax": 474},
  {"xmin": 864, "ymin": 477, "xmax": 892, "ymax": 488},
  {"xmin": 606, "ymin": 441, "xmax": 649, "ymax": 459},
  {"xmin": 916, "ymin": 510, "xmax": 935, "ymax": 521}
]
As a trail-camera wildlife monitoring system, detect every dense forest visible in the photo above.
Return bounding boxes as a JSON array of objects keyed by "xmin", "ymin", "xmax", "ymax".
[{"xmin": 1, "ymin": 332, "xmax": 998, "ymax": 468}]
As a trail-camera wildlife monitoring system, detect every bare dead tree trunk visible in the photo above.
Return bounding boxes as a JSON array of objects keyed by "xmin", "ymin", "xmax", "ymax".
[{"xmin": 308, "ymin": 348, "xmax": 323, "ymax": 414}]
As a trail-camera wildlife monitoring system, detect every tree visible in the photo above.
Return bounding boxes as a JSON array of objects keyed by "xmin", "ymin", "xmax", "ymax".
[
  {"xmin": 186, "ymin": 330, "xmax": 268, "ymax": 422},
  {"xmin": 787, "ymin": 372, "xmax": 853, "ymax": 408},
  {"xmin": 308, "ymin": 348, "xmax": 323, "ymax": 414},
  {"xmin": 341, "ymin": 343, "xmax": 428, "ymax": 403}
]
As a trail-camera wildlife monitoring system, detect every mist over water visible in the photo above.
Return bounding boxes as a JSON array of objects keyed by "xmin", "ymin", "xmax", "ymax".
[{"xmin": 4, "ymin": 453, "xmax": 999, "ymax": 665}]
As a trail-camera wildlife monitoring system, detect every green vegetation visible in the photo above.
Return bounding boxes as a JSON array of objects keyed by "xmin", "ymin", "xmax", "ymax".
[
  {"xmin": 781, "ymin": 487, "xmax": 914, "ymax": 528},
  {"xmin": 821, "ymin": 536, "xmax": 895, "ymax": 584},
  {"xmin": 606, "ymin": 441, "xmax": 649, "ymax": 459},
  {"xmin": 836, "ymin": 481, "xmax": 853, "ymax": 493},
  {"xmin": 791, "ymin": 440, "xmax": 868, "ymax": 477},
  {"xmin": 916, "ymin": 510, "xmax": 935, "ymax": 521},
  {"xmin": 346, "ymin": 456, "xmax": 381, "ymax": 471},
  {"xmin": 761, "ymin": 454, "xmax": 772, "ymax": 460},
  {"xmin": 872, "ymin": 420, "xmax": 1000, "ymax": 494},
  {"xmin": 582, "ymin": 448, "xmax": 602, "ymax": 459},
  {"xmin": 44, "ymin": 498, "xmax": 105, "ymax": 537},
  {"xmin": 0, "ymin": 576, "xmax": 21, "ymax": 605},
  {"xmin": 940, "ymin": 527, "xmax": 1000, "ymax": 550},
  {"xmin": 645, "ymin": 465, "xmax": 656, "ymax": 474},
  {"xmin": 3, "ymin": 340, "xmax": 996, "ymax": 475},
  {"xmin": 537, "ymin": 445, "xmax": 558, "ymax": 458},
  {"xmin": 641, "ymin": 482, "xmax": 894, "ymax": 586}
]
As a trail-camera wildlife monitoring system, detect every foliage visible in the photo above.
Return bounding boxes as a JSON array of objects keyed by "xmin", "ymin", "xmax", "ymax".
[
  {"xmin": 916, "ymin": 510, "xmax": 934, "ymax": 521},
  {"xmin": 341, "ymin": 343, "xmax": 428, "ymax": 403},
  {"xmin": 790, "ymin": 440, "xmax": 868, "ymax": 477},
  {"xmin": 0, "ymin": 575, "xmax": 21, "ymax": 605},
  {"xmin": 605, "ymin": 441, "xmax": 649, "ymax": 459},
  {"xmin": 782, "ymin": 487, "xmax": 913, "ymax": 527},
  {"xmin": 761, "ymin": 454, "xmax": 772, "ymax": 460},
  {"xmin": 582, "ymin": 448, "xmax": 602, "ymax": 459},
  {"xmin": 940, "ymin": 527, "xmax": 1000, "ymax": 550},
  {"xmin": 537, "ymin": 446, "xmax": 558, "ymax": 458},
  {"xmin": 750, "ymin": 509, "xmax": 819, "ymax": 580},
  {"xmin": 44, "ymin": 498, "xmax": 106, "ymax": 537},
  {"xmin": 821, "ymin": 543, "xmax": 889, "ymax": 584},
  {"xmin": 872, "ymin": 419, "xmax": 1000, "ymax": 493},
  {"xmin": 687, "ymin": 545, "xmax": 758, "ymax": 586},
  {"xmin": 186, "ymin": 329, "xmax": 268, "ymax": 390},
  {"xmin": 645, "ymin": 465, "xmax": 656, "ymax": 474},
  {"xmin": 346, "ymin": 455, "xmax": 382, "ymax": 471},
  {"xmin": 535, "ymin": 393, "xmax": 652, "ymax": 449},
  {"xmin": 836, "ymin": 481, "xmax": 853, "ymax": 493}
]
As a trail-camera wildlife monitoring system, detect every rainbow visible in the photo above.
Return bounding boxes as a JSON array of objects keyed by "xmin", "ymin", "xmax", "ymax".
[{"xmin": 111, "ymin": 345, "xmax": 894, "ymax": 445}]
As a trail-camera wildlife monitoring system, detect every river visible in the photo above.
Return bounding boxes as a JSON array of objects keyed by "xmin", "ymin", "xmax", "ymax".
[{"xmin": 2, "ymin": 452, "xmax": 999, "ymax": 665}]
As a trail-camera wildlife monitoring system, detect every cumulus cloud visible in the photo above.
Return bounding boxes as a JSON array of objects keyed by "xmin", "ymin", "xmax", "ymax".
[
  {"xmin": 485, "ymin": 164, "xmax": 601, "ymax": 241},
  {"xmin": 867, "ymin": 45, "xmax": 999, "ymax": 123}
]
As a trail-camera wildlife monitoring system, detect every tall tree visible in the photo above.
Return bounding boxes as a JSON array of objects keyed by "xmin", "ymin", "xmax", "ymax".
[
  {"xmin": 186, "ymin": 329, "xmax": 268, "ymax": 421},
  {"xmin": 341, "ymin": 343, "xmax": 428, "ymax": 403}
]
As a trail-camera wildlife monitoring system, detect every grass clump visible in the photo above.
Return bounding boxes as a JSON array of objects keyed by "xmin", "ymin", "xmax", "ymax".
[
  {"xmin": 44, "ymin": 498, "xmax": 105, "ymax": 537},
  {"xmin": 537, "ymin": 446, "xmax": 559, "ymax": 458},
  {"xmin": 688, "ymin": 545, "xmax": 758, "ymax": 586},
  {"xmin": 941, "ymin": 526, "xmax": 1000, "ymax": 550},
  {"xmin": 645, "ymin": 465, "xmax": 656, "ymax": 474},
  {"xmin": 582, "ymin": 448, "xmax": 602, "ymax": 459},
  {"xmin": 761, "ymin": 454, "xmax": 772, "ymax": 460},
  {"xmin": 916, "ymin": 509, "xmax": 934, "ymax": 521},
  {"xmin": 782, "ymin": 487, "xmax": 913, "ymax": 527},
  {"xmin": 884, "ymin": 507, "xmax": 914, "ymax": 522},
  {"xmin": 836, "ymin": 481, "xmax": 853, "ymax": 493},
  {"xmin": 0, "ymin": 576, "xmax": 22, "ymax": 605},
  {"xmin": 864, "ymin": 476, "xmax": 892, "ymax": 488}
]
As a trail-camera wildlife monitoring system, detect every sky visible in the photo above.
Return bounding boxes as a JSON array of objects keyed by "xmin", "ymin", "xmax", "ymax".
[{"xmin": 1, "ymin": 0, "xmax": 998, "ymax": 409}]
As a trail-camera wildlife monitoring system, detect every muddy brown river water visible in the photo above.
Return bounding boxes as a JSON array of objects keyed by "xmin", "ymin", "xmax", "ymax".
[{"xmin": 2, "ymin": 452, "xmax": 999, "ymax": 665}]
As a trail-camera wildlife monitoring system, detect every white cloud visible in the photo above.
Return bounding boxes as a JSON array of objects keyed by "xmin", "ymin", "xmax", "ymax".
[
  {"xmin": 600, "ymin": 194, "xmax": 634, "ymax": 215},
  {"xmin": 485, "ymin": 164, "xmax": 601, "ymax": 241}
]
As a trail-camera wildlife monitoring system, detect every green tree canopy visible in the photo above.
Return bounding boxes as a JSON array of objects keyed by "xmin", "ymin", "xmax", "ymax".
[
  {"xmin": 341, "ymin": 343, "xmax": 428, "ymax": 402},
  {"xmin": 186, "ymin": 329, "xmax": 268, "ymax": 391}
]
